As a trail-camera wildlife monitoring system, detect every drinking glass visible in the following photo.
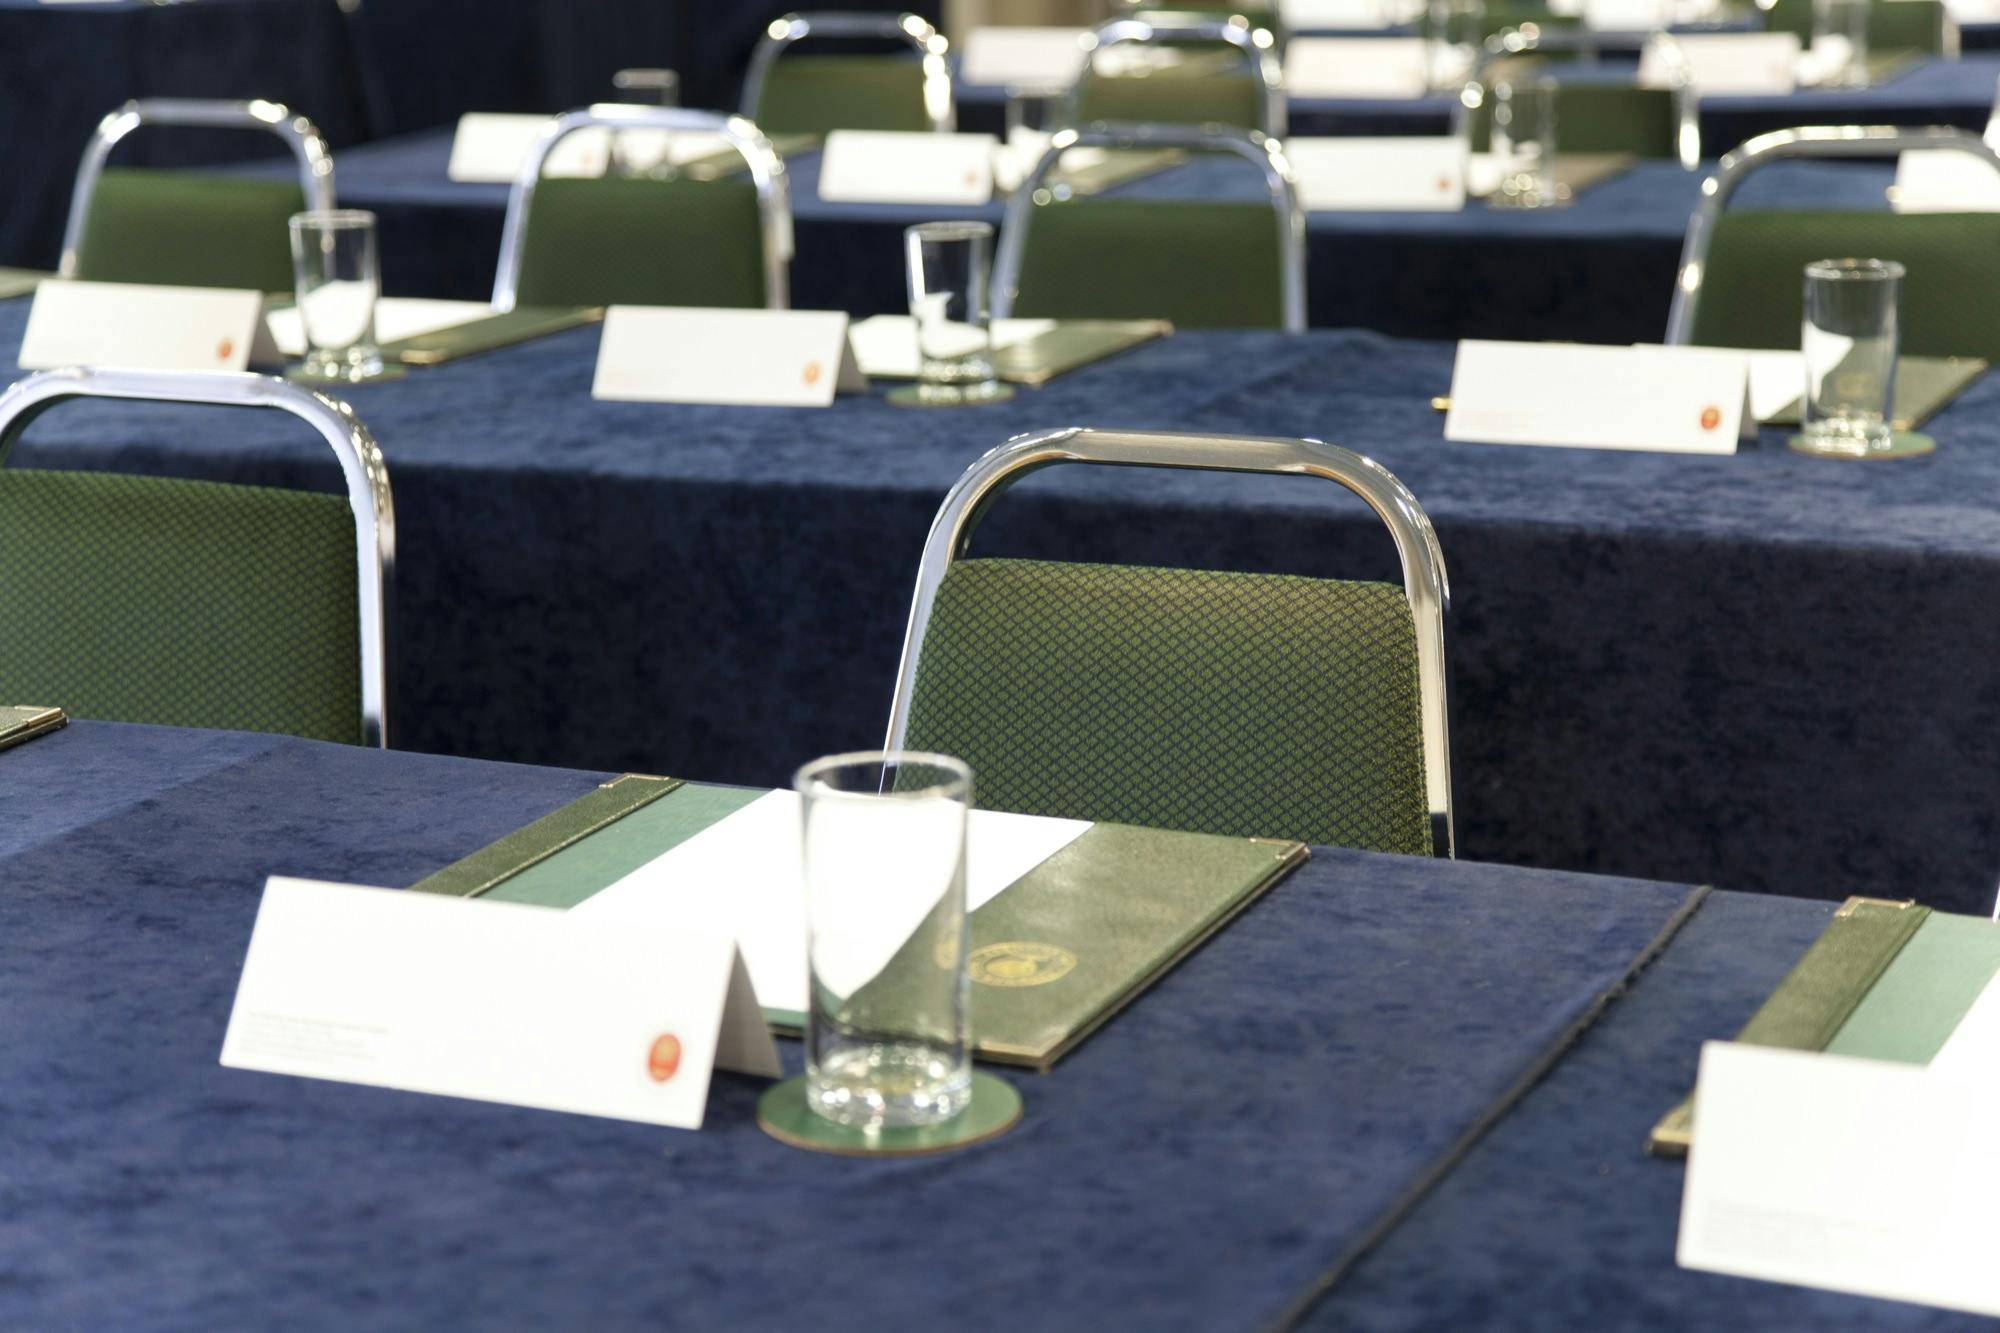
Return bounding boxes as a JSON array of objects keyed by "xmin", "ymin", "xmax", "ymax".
[
  {"xmin": 1812, "ymin": 0, "xmax": 1870, "ymax": 87},
  {"xmin": 797, "ymin": 751, "xmax": 973, "ymax": 1130},
  {"xmin": 1424, "ymin": 0, "xmax": 1485, "ymax": 89},
  {"xmin": 1491, "ymin": 78, "xmax": 1562, "ymax": 209},
  {"xmin": 905, "ymin": 221, "xmax": 1004, "ymax": 405},
  {"xmin": 611, "ymin": 68, "xmax": 680, "ymax": 106},
  {"xmin": 287, "ymin": 210, "xmax": 383, "ymax": 381},
  {"xmin": 1800, "ymin": 258, "xmax": 1902, "ymax": 456}
]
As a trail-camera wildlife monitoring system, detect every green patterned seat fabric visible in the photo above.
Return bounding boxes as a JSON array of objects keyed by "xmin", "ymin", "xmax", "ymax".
[
  {"xmin": 901, "ymin": 558, "xmax": 1432, "ymax": 855},
  {"xmin": 1762, "ymin": 0, "xmax": 1946, "ymax": 52},
  {"xmin": 1072, "ymin": 63, "xmax": 1265, "ymax": 131},
  {"xmin": 1463, "ymin": 84, "xmax": 1678, "ymax": 156},
  {"xmin": 1011, "ymin": 199, "xmax": 1285, "ymax": 328},
  {"xmin": 514, "ymin": 176, "xmax": 767, "ymax": 309},
  {"xmin": 74, "ymin": 167, "xmax": 304, "ymax": 292},
  {"xmin": 0, "ymin": 468, "xmax": 362, "ymax": 744},
  {"xmin": 751, "ymin": 55, "xmax": 933, "ymax": 134},
  {"xmin": 1688, "ymin": 211, "xmax": 2000, "ymax": 357}
]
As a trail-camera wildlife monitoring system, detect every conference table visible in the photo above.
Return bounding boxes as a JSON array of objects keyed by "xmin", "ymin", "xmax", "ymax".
[
  {"xmin": 282, "ymin": 136, "xmax": 1906, "ymax": 344},
  {"xmin": 0, "ymin": 719, "xmax": 1983, "ymax": 1328},
  {"xmin": 8, "ymin": 299, "xmax": 2000, "ymax": 911},
  {"xmin": 957, "ymin": 53, "xmax": 2000, "ymax": 148}
]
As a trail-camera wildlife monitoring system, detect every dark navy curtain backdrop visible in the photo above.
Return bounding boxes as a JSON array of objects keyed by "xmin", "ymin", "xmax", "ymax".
[{"xmin": 0, "ymin": 0, "xmax": 944, "ymax": 269}]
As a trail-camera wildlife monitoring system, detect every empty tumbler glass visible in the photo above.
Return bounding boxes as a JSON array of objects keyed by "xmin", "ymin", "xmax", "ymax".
[
  {"xmin": 1491, "ymin": 78, "xmax": 1562, "ymax": 209},
  {"xmin": 287, "ymin": 210, "xmax": 383, "ymax": 381},
  {"xmin": 905, "ymin": 221, "xmax": 1005, "ymax": 405},
  {"xmin": 1800, "ymin": 257, "xmax": 1902, "ymax": 456},
  {"xmin": 797, "ymin": 750, "xmax": 974, "ymax": 1131}
]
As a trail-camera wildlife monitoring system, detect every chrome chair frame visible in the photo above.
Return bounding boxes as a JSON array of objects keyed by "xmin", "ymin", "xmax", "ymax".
[
  {"xmin": 884, "ymin": 427, "xmax": 1456, "ymax": 857},
  {"xmin": 1066, "ymin": 13, "xmax": 1287, "ymax": 138},
  {"xmin": 1664, "ymin": 124, "xmax": 2000, "ymax": 345},
  {"xmin": 58, "ymin": 98, "xmax": 335, "ymax": 280},
  {"xmin": 0, "ymin": 367, "xmax": 396, "ymax": 748},
  {"xmin": 1456, "ymin": 33, "xmax": 1701, "ymax": 170},
  {"xmin": 739, "ymin": 11, "xmax": 955, "ymax": 133},
  {"xmin": 490, "ymin": 105, "xmax": 794, "ymax": 313},
  {"xmin": 990, "ymin": 123, "xmax": 1307, "ymax": 333}
]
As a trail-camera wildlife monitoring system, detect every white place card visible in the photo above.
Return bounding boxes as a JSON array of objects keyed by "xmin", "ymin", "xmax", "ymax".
[
  {"xmin": 1639, "ymin": 33, "xmax": 1801, "ymax": 94},
  {"xmin": 1282, "ymin": 0, "xmax": 1426, "ymax": 29},
  {"xmin": 572, "ymin": 790, "xmax": 1092, "ymax": 1016},
  {"xmin": 817, "ymin": 130, "xmax": 1000, "ymax": 206},
  {"xmin": 1679, "ymin": 1041, "xmax": 2000, "ymax": 1318},
  {"xmin": 592, "ymin": 306, "xmax": 865, "ymax": 407},
  {"xmin": 265, "ymin": 296, "xmax": 493, "ymax": 359},
  {"xmin": 1892, "ymin": 149, "xmax": 2000, "ymax": 213},
  {"xmin": 446, "ymin": 112, "xmax": 610, "ymax": 184},
  {"xmin": 220, "ymin": 877, "xmax": 781, "ymax": 1129},
  {"xmin": 20, "ymin": 279, "xmax": 281, "ymax": 373},
  {"xmin": 1285, "ymin": 37, "xmax": 1438, "ymax": 97},
  {"xmin": 959, "ymin": 26, "xmax": 1093, "ymax": 88},
  {"xmin": 1445, "ymin": 340, "xmax": 1754, "ymax": 454},
  {"xmin": 1287, "ymin": 137, "xmax": 1467, "ymax": 211},
  {"xmin": 1943, "ymin": 0, "xmax": 2000, "ymax": 22},
  {"xmin": 847, "ymin": 314, "xmax": 1057, "ymax": 377}
]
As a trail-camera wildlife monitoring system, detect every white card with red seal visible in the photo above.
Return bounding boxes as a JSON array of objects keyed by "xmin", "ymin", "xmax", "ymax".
[
  {"xmin": 220, "ymin": 877, "xmax": 779, "ymax": 1129},
  {"xmin": 1446, "ymin": 340, "xmax": 1755, "ymax": 455},
  {"xmin": 816, "ymin": 130, "xmax": 1000, "ymax": 206}
]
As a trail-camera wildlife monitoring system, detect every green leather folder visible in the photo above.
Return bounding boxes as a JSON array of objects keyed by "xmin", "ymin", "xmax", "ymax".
[
  {"xmin": 385, "ymin": 305, "xmax": 601, "ymax": 366},
  {"xmin": 1760, "ymin": 356, "xmax": 1986, "ymax": 432},
  {"xmin": 409, "ymin": 778, "xmax": 1308, "ymax": 1071},
  {"xmin": 1649, "ymin": 897, "xmax": 2000, "ymax": 1155},
  {"xmin": 0, "ymin": 704, "xmax": 65, "ymax": 752},
  {"xmin": 992, "ymin": 319, "xmax": 1172, "ymax": 387}
]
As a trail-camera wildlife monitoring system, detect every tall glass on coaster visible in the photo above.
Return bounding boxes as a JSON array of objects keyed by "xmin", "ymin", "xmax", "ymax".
[
  {"xmin": 610, "ymin": 69, "xmax": 681, "ymax": 177},
  {"xmin": 901, "ymin": 220, "xmax": 1009, "ymax": 406},
  {"xmin": 1799, "ymin": 257, "xmax": 1902, "ymax": 456},
  {"xmin": 287, "ymin": 210, "xmax": 384, "ymax": 381},
  {"xmin": 1811, "ymin": 0, "xmax": 1871, "ymax": 87},
  {"xmin": 797, "ymin": 751, "xmax": 973, "ymax": 1130},
  {"xmin": 1490, "ymin": 77, "xmax": 1565, "ymax": 209}
]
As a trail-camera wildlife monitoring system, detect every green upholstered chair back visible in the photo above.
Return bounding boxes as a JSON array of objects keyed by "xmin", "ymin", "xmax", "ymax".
[
  {"xmin": 512, "ymin": 176, "xmax": 769, "ymax": 310},
  {"xmin": 1071, "ymin": 62, "xmax": 1267, "ymax": 132},
  {"xmin": 0, "ymin": 468, "xmax": 363, "ymax": 743},
  {"xmin": 1462, "ymin": 84, "xmax": 1679, "ymax": 156},
  {"xmin": 750, "ymin": 55, "xmax": 935, "ymax": 133},
  {"xmin": 900, "ymin": 558, "xmax": 1433, "ymax": 855},
  {"xmin": 72, "ymin": 167, "xmax": 304, "ymax": 292},
  {"xmin": 1686, "ymin": 211, "xmax": 2000, "ymax": 356},
  {"xmin": 1009, "ymin": 198, "xmax": 1286, "ymax": 328},
  {"xmin": 1762, "ymin": 0, "xmax": 1948, "ymax": 52}
]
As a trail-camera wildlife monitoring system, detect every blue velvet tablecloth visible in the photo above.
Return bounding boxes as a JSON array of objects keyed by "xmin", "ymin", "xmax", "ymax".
[
  {"xmin": 9, "ymin": 303, "xmax": 2000, "ymax": 911},
  {"xmin": 294, "ymin": 131, "xmax": 1899, "ymax": 343},
  {"xmin": 0, "ymin": 720, "xmax": 1701, "ymax": 1330},
  {"xmin": 1302, "ymin": 888, "xmax": 1995, "ymax": 1329}
]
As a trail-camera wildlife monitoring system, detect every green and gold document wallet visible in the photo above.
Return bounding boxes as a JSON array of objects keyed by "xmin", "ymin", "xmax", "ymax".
[
  {"xmin": 411, "ymin": 780, "xmax": 1307, "ymax": 1070},
  {"xmin": 1651, "ymin": 897, "xmax": 2000, "ymax": 1155},
  {"xmin": 1760, "ymin": 355, "xmax": 1985, "ymax": 433},
  {"xmin": 0, "ymin": 704, "xmax": 65, "ymax": 752}
]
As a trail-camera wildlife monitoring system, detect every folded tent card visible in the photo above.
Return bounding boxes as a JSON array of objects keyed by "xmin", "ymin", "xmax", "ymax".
[
  {"xmin": 592, "ymin": 306, "xmax": 867, "ymax": 407},
  {"xmin": 1892, "ymin": 149, "xmax": 2000, "ymax": 213},
  {"xmin": 1637, "ymin": 32, "xmax": 1803, "ymax": 94},
  {"xmin": 1283, "ymin": 37, "xmax": 1473, "ymax": 99},
  {"xmin": 1445, "ymin": 341, "xmax": 1756, "ymax": 454},
  {"xmin": 221, "ymin": 877, "xmax": 781, "ymax": 1130},
  {"xmin": 1285, "ymin": 137, "xmax": 1468, "ymax": 212}
]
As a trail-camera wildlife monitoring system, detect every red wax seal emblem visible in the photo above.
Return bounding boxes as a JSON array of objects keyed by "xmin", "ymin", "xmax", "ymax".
[
  {"xmin": 647, "ymin": 1033, "xmax": 682, "ymax": 1083},
  {"xmin": 1437, "ymin": 176, "xmax": 1451, "ymax": 192},
  {"xmin": 1699, "ymin": 405, "xmax": 1721, "ymax": 431},
  {"xmin": 802, "ymin": 361, "xmax": 823, "ymax": 386},
  {"xmin": 216, "ymin": 338, "xmax": 235, "ymax": 362}
]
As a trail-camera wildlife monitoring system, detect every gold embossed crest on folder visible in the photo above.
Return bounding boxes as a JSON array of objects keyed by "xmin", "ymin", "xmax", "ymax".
[{"xmin": 970, "ymin": 942, "xmax": 1077, "ymax": 988}]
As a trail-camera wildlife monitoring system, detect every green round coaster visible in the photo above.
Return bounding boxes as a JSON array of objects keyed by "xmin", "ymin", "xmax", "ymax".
[
  {"xmin": 885, "ymin": 381, "xmax": 1015, "ymax": 409},
  {"xmin": 756, "ymin": 1071, "xmax": 1021, "ymax": 1157},
  {"xmin": 1788, "ymin": 431, "xmax": 1935, "ymax": 459}
]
